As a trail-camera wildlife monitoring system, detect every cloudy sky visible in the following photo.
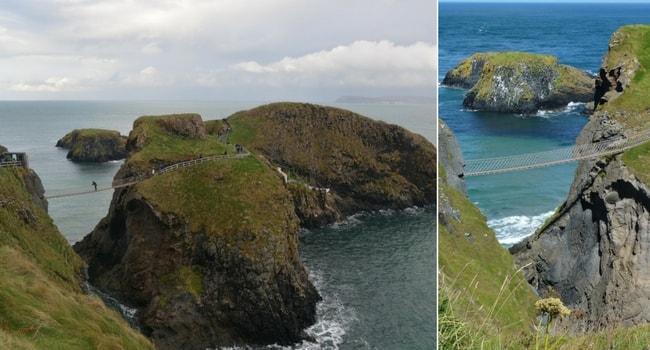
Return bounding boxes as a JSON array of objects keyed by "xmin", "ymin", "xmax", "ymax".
[{"xmin": 0, "ymin": 0, "xmax": 436, "ymax": 101}]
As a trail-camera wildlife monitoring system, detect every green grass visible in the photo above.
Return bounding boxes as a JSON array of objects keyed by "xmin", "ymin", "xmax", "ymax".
[
  {"xmin": 622, "ymin": 141, "xmax": 650, "ymax": 184},
  {"xmin": 126, "ymin": 114, "xmax": 299, "ymax": 265},
  {"xmin": 604, "ymin": 25, "xmax": 650, "ymax": 116},
  {"xmin": 489, "ymin": 51, "xmax": 558, "ymax": 68},
  {"xmin": 127, "ymin": 114, "xmax": 232, "ymax": 172},
  {"xmin": 438, "ymin": 181, "xmax": 539, "ymax": 348},
  {"xmin": 446, "ymin": 52, "xmax": 497, "ymax": 81},
  {"xmin": 137, "ymin": 157, "xmax": 290, "ymax": 236},
  {"xmin": 0, "ymin": 167, "xmax": 154, "ymax": 349},
  {"xmin": 608, "ymin": 26, "xmax": 650, "ymax": 184}
]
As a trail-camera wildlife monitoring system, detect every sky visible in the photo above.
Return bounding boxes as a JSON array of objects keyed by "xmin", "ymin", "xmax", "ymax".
[
  {"xmin": 441, "ymin": 0, "xmax": 649, "ymax": 2},
  {"xmin": 0, "ymin": 0, "xmax": 436, "ymax": 101}
]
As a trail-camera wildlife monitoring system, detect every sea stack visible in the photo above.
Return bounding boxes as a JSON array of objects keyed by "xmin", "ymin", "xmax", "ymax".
[{"xmin": 442, "ymin": 51, "xmax": 594, "ymax": 114}]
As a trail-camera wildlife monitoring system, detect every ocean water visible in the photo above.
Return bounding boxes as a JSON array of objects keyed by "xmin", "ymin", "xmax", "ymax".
[
  {"xmin": 439, "ymin": 2, "xmax": 650, "ymax": 246},
  {"xmin": 0, "ymin": 100, "xmax": 435, "ymax": 349}
]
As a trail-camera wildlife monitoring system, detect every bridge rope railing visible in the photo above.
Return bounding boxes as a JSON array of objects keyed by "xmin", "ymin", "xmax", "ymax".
[
  {"xmin": 464, "ymin": 130, "xmax": 650, "ymax": 176},
  {"xmin": 45, "ymin": 152, "xmax": 250, "ymax": 199}
]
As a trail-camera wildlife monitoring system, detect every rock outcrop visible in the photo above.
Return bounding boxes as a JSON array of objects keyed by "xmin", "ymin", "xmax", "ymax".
[
  {"xmin": 438, "ymin": 119, "xmax": 467, "ymax": 196},
  {"xmin": 510, "ymin": 25, "xmax": 650, "ymax": 332},
  {"xmin": 227, "ymin": 102, "xmax": 437, "ymax": 227},
  {"xmin": 442, "ymin": 51, "xmax": 594, "ymax": 114},
  {"xmin": 73, "ymin": 114, "xmax": 320, "ymax": 349},
  {"xmin": 56, "ymin": 129, "xmax": 127, "ymax": 162}
]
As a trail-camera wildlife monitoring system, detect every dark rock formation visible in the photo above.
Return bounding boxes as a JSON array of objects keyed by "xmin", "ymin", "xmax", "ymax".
[
  {"xmin": 23, "ymin": 168, "xmax": 48, "ymax": 213},
  {"xmin": 438, "ymin": 119, "xmax": 467, "ymax": 196},
  {"xmin": 228, "ymin": 102, "xmax": 437, "ymax": 227},
  {"xmin": 56, "ymin": 129, "xmax": 127, "ymax": 162},
  {"xmin": 443, "ymin": 52, "xmax": 594, "ymax": 114},
  {"xmin": 510, "ymin": 25, "xmax": 650, "ymax": 332},
  {"xmin": 154, "ymin": 113, "xmax": 206, "ymax": 139},
  {"xmin": 73, "ymin": 114, "xmax": 320, "ymax": 350}
]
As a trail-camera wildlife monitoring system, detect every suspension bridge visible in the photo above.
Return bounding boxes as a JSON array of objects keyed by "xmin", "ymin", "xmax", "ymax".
[
  {"xmin": 464, "ymin": 130, "xmax": 650, "ymax": 176},
  {"xmin": 43, "ymin": 152, "xmax": 251, "ymax": 199}
]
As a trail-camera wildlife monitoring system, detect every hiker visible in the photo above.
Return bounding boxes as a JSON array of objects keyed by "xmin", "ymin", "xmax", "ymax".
[{"xmin": 92, "ymin": 181, "xmax": 97, "ymax": 191}]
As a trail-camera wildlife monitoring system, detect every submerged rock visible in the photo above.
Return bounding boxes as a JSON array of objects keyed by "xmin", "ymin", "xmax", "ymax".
[
  {"xmin": 443, "ymin": 51, "xmax": 594, "ymax": 114},
  {"xmin": 56, "ymin": 129, "xmax": 127, "ymax": 162}
]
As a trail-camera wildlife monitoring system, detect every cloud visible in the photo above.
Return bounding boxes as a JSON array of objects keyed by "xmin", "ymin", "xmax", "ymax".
[
  {"xmin": 231, "ymin": 40, "xmax": 436, "ymax": 88},
  {"xmin": 11, "ymin": 77, "xmax": 74, "ymax": 92},
  {"xmin": 141, "ymin": 42, "xmax": 163, "ymax": 55},
  {"xmin": 122, "ymin": 66, "xmax": 173, "ymax": 87},
  {"xmin": 0, "ymin": 0, "xmax": 436, "ymax": 99}
]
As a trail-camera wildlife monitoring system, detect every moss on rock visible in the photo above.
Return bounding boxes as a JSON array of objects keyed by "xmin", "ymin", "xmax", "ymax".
[
  {"xmin": 56, "ymin": 128, "xmax": 127, "ymax": 162},
  {"xmin": 444, "ymin": 51, "xmax": 594, "ymax": 114}
]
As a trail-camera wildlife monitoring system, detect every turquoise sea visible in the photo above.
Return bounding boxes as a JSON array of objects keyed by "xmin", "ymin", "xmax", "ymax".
[
  {"xmin": 0, "ymin": 100, "xmax": 435, "ymax": 349},
  {"xmin": 439, "ymin": 2, "xmax": 650, "ymax": 246}
]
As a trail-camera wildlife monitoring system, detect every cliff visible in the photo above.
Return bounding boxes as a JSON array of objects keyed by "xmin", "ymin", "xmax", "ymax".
[
  {"xmin": 442, "ymin": 51, "xmax": 594, "ymax": 114},
  {"xmin": 56, "ymin": 128, "xmax": 127, "ymax": 162},
  {"xmin": 227, "ymin": 102, "xmax": 437, "ymax": 227},
  {"xmin": 437, "ymin": 120, "xmax": 538, "ymax": 348},
  {"xmin": 511, "ymin": 25, "xmax": 650, "ymax": 332},
  {"xmin": 0, "ymin": 162, "xmax": 153, "ymax": 348},
  {"xmin": 73, "ymin": 114, "xmax": 320, "ymax": 349}
]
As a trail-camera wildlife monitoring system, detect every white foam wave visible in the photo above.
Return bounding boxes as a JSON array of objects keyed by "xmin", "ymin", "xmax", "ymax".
[
  {"xmin": 488, "ymin": 210, "xmax": 555, "ymax": 246},
  {"xmin": 329, "ymin": 213, "xmax": 364, "ymax": 230},
  {"xmin": 533, "ymin": 102, "xmax": 586, "ymax": 118},
  {"xmin": 219, "ymin": 269, "xmax": 355, "ymax": 350},
  {"xmin": 298, "ymin": 270, "xmax": 356, "ymax": 350}
]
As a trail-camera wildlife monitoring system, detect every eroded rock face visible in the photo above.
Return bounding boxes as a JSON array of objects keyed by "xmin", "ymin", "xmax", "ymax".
[
  {"xmin": 155, "ymin": 113, "xmax": 206, "ymax": 139},
  {"xmin": 510, "ymin": 26, "xmax": 650, "ymax": 332},
  {"xmin": 56, "ymin": 129, "xmax": 126, "ymax": 162},
  {"xmin": 438, "ymin": 119, "xmax": 467, "ymax": 196},
  {"xmin": 443, "ymin": 52, "xmax": 594, "ymax": 114},
  {"xmin": 74, "ymin": 187, "xmax": 319, "ymax": 349}
]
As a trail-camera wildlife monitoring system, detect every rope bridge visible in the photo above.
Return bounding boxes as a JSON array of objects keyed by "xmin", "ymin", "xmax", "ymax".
[
  {"xmin": 44, "ymin": 152, "xmax": 250, "ymax": 199},
  {"xmin": 464, "ymin": 130, "xmax": 650, "ymax": 176}
]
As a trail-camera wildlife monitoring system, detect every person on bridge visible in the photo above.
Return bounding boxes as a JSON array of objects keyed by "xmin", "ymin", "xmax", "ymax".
[{"xmin": 92, "ymin": 181, "xmax": 97, "ymax": 191}]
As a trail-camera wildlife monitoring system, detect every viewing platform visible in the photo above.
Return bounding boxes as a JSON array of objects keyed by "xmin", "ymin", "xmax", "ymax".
[{"xmin": 0, "ymin": 152, "xmax": 29, "ymax": 169}]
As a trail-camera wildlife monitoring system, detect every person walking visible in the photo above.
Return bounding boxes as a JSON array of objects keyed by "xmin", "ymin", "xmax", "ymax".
[{"xmin": 92, "ymin": 181, "xmax": 97, "ymax": 191}]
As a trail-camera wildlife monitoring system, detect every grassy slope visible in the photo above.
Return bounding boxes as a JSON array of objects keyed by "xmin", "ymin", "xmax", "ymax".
[
  {"xmin": 0, "ymin": 167, "xmax": 153, "ymax": 349},
  {"xmin": 126, "ymin": 114, "xmax": 290, "ymax": 236},
  {"xmin": 438, "ymin": 180, "xmax": 538, "ymax": 349},
  {"xmin": 615, "ymin": 26, "xmax": 650, "ymax": 182},
  {"xmin": 127, "ymin": 115, "xmax": 232, "ymax": 172}
]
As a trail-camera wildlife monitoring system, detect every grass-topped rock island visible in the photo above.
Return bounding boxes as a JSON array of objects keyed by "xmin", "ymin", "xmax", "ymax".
[
  {"xmin": 72, "ymin": 102, "xmax": 436, "ymax": 349},
  {"xmin": 442, "ymin": 51, "xmax": 594, "ymax": 114},
  {"xmin": 56, "ymin": 129, "xmax": 127, "ymax": 162}
]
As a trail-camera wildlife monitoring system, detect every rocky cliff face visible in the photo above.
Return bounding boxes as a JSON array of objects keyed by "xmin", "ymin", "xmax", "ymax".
[
  {"xmin": 74, "ymin": 114, "xmax": 320, "ymax": 349},
  {"xmin": 227, "ymin": 102, "xmax": 437, "ymax": 227},
  {"xmin": 511, "ymin": 25, "xmax": 650, "ymax": 332},
  {"xmin": 443, "ymin": 52, "xmax": 594, "ymax": 114},
  {"xmin": 56, "ymin": 129, "xmax": 127, "ymax": 162}
]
